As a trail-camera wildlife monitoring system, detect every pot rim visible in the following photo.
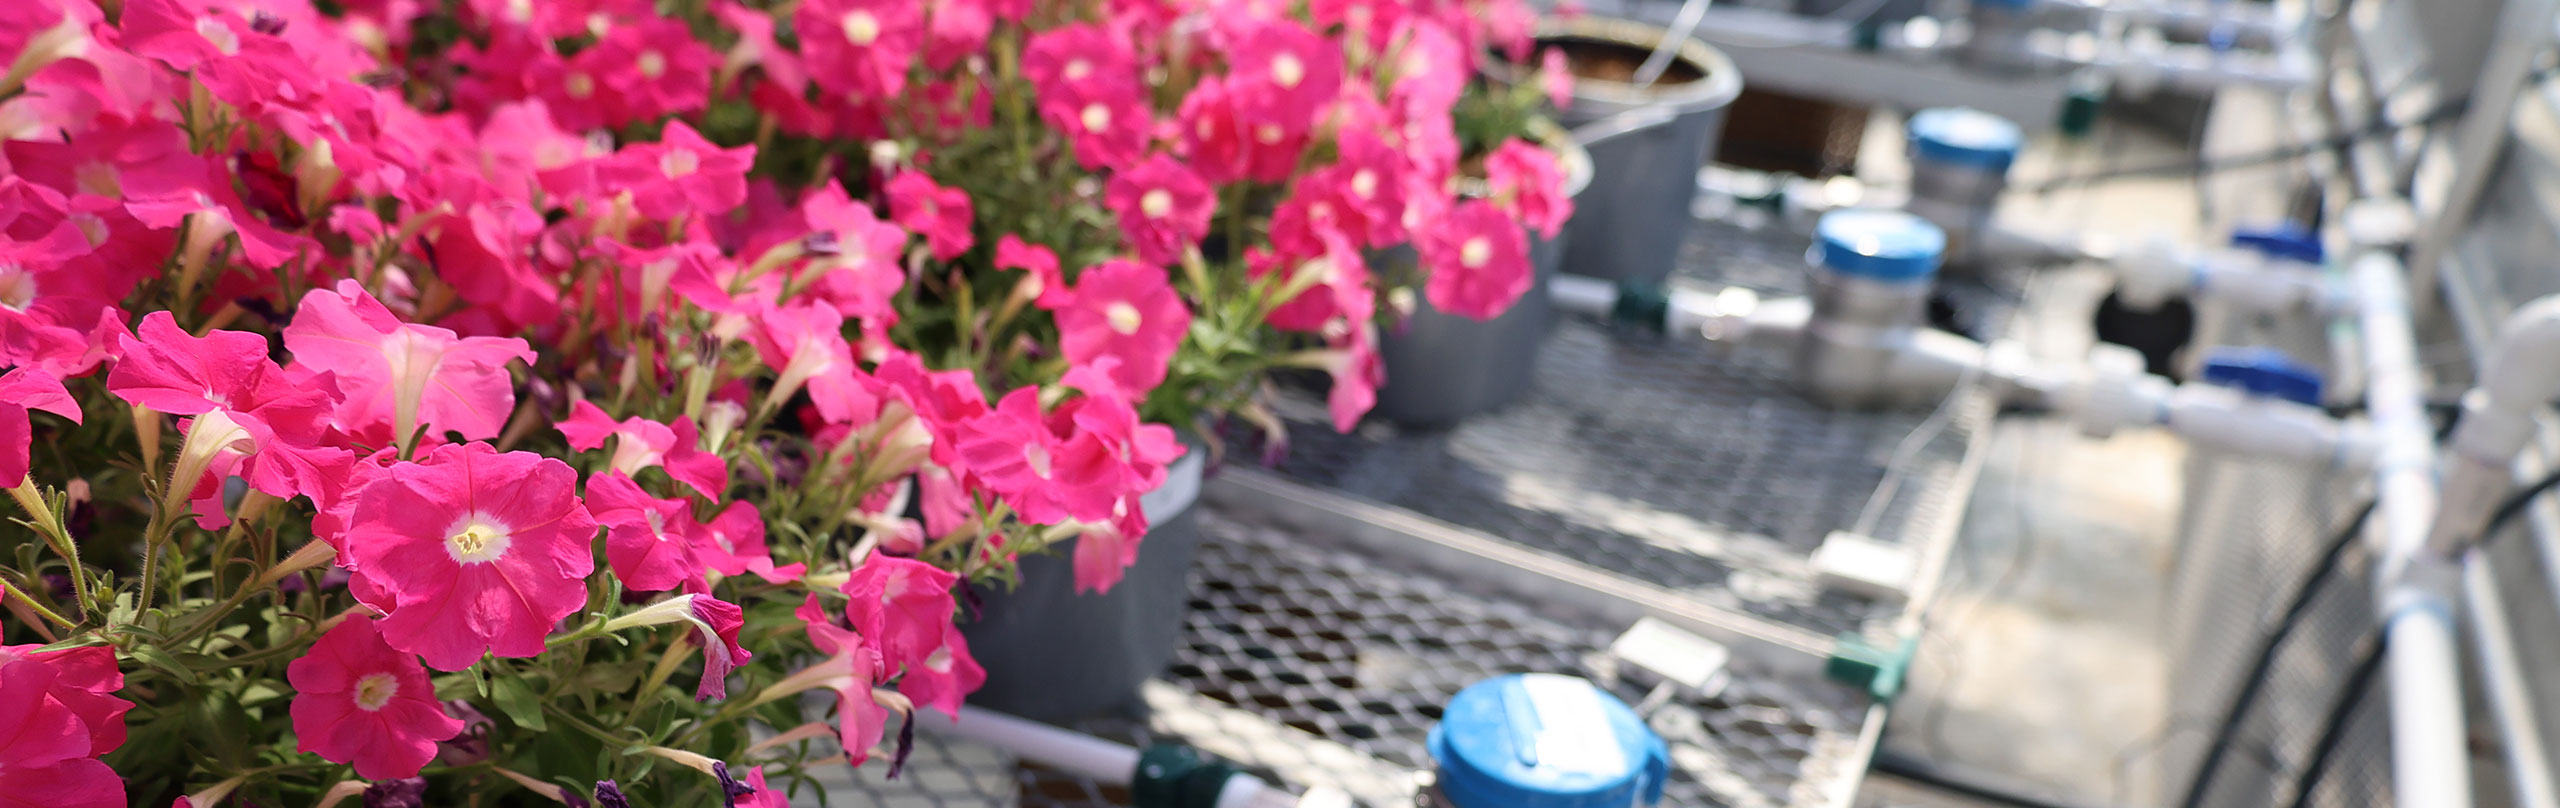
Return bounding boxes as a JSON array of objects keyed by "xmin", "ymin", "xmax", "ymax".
[
  {"xmin": 1483, "ymin": 16, "xmax": 1745, "ymax": 115},
  {"xmin": 1455, "ymin": 118, "xmax": 1595, "ymax": 201}
]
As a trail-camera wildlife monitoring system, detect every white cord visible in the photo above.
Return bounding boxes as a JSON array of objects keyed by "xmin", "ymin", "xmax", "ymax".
[{"xmin": 1633, "ymin": 0, "xmax": 1716, "ymax": 88}]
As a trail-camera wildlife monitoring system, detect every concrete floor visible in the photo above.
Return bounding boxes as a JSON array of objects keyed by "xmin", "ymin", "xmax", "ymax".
[{"xmin": 1858, "ymin": 93, "xmax": 2305, "ymax": 808}]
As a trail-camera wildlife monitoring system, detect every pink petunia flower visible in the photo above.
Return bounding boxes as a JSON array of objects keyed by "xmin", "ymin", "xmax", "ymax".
[
  {"xmin": 885, "ymin": 172, "xmax": 974, "ymax": 262},
  {"xmin": 555, "ymin": 401, "xmax": 727, "ymax": 499},
  {"xmin": 604, "ymin": 594, "xmax": 752, "ymax": 701},
  {"xmin": 1540, "ymin": 47, "xmax": 1576, "ymax": 109},
  {"xmin": 1254, "ymin": 235, "xmax": 1374, "ymax": 334},
  {"xmin": 1058, "ymin": 260, "xmax": 1191, "ymax": 394},
  {"xmin": 1323, "ymin": 322, "xmax": 1384, "ymax": 432},
  {"xmin": 1485, "ymin": 138, "xmax": 1574, "ymax": 240},
  {"xmin": 1042, "ymin": 77, "xmax": 1152, "ymax": 172},
  {"xmin": 337, "ymin": 442, "xmax": 599, "ymax": 670},
  {"xmin": 1227, "ymin": 20, "xmax": 1344, "ymax": 130},
  {"xmin": 0, "ymin": 646, "xmax": 130, "ymax": 758},
  {"xmin": 586, "ymin": 472, "xmax": 703, "ymax": 594},
  {"xmin": 839, "ymin": 556, "xmax": 957, "ymax": 669},
  {"xmin": 1022, "ymin": 23, "xmax": 1135, "ymax": 94},
  {"xmin": 994, "ymin": 235, "xmax": 1072, "ymax": 310},
  {"xmin": 0, "ymin": 368, "xmax": 78, "ymax": 488},
  {"xmin": 896, "ymin": 623, "xmax": 985, "ymax": 719},
  {"xmin": 0, "ymin": 658, "xmax": 125, "ymax": 808},
  {"xmin": 1070, "ymin": 517, "xmax": 1143, "ymax": 594},
  {"xmin": 694, "ymin": 500, "xmax": 804, "ymax": 584},
  {"xmin": 595, "ymin": 121, "xmax": 753, "ymax": 223},
  {"xmin": 282, "ymin": 280, "xmax": 535, "ymax": 450},
  {"xmin": 745, "ymin": 302, "xmax": 868, "ymax": 424},
  {"xmin": 794, "ymin": 181, "xmax": 912, "ymax": 322},
  {"xmin": 790, "ymin": 596, "xmax": 892, "ymax": 766},
  {"xmin": 286, "ymin": 618, "xmax": 464, "ymax": 780},
  {"xmin": 582, "ymin": 17, "xmax": 716, "ymax": 125},
  {"xmin": 796, "ymin": 0, "xmax": 921, "ymax": 99},
  {"xmin": 108, "ymin": 312, "xmax": 350, "ymax": 521},
  {"xmin": 1421, "ymin": 199, "xmax": 1534, "ymax": 321},
  {"xmin": 1104, "ymin": 155, "xmax": 1215, "ymax": 267},
  {"xmin": 953, "ymin": 388, "xmax": 1117, "ymax": 525},
  {"xmin": 1177, "ymin": 76, "xmax": 1304, "ymax": 185}
]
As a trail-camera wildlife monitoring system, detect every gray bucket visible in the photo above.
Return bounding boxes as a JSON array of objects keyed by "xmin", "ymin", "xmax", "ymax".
[
  {"xmin": 1373, "ymin": 130, "xmax": 1594, "ymax": 428},
  {"xmin": 1490, "ymin": 17, "xmax": 1742, "ymax": 287},
  {"xmin": 960, "ymin": 447, "xmax": 1206, "ymax": 723}
]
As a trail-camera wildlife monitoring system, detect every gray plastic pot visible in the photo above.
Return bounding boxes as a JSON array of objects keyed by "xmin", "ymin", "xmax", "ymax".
[
  {"xmin": 1372, "ymin": 129, "xmax": 1594, "ymax": 428},
  {"xmin": 959, "ymin": 446, "xmax": 1206, "ymax": 723},
  {"xmin": 1489, "ymin": 17, "xmax": 1742, "ymax": 287}
]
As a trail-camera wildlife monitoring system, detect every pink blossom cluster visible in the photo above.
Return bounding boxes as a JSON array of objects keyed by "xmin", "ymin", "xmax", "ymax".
[{"xmin": 0, "ymin": 0, "xmax": 1569, "ymax": 802}]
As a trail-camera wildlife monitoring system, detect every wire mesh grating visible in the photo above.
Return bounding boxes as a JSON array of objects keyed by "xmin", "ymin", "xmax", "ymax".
[
  {"xmin": 1245, "ymin": 216, "xmax": 1998, "ymax": 638},
  {"xmin": 810, "ymin": 510, "xmax": 1872, "ymax": 807}
]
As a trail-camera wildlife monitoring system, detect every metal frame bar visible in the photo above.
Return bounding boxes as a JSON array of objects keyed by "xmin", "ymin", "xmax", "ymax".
[{"xmin": 2406, "ymin": 0, "xmax": 2560, "ymax": 313}]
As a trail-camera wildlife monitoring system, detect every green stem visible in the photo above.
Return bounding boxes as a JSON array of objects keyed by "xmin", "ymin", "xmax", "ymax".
[
  {"xmin": 545, "ymin": 613, "xmax": 611, "ymax": 650},
  {"xmin": 0, "ymin": 575, "xmax": 76, "ymax": 629}
]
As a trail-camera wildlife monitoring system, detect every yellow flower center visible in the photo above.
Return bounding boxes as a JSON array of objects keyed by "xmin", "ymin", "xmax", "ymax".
[
  {"xmin": 638, "ymin": 50, "xmax": 666, "ymax": 79},
  {"xmin": 1023, "ymin": 444, "xmax": 1053, "ymax": 479},
  {"xmin": 1106, "ymin": 301, "xmax": 1143, "ymax": 335},
  {"xmin": 353, "ymin": 672, "xmax": 399, "ymax": 711},
  {"xmin": 1140, "ymin": 189, "xmax": 1173, "ymax": 219},
  {"xmin": 1065, "ymin": 59, "xmax": 1091, "ymax": 80},
  {"xmin": 1254, "ymin": 125, "xmax": 1284, "ymax": 145},
  {"xmin": 1272, "ymin": 54, "xmax": 1304, "ymax": 88},
  {"xmin": 0, "ymin": 265, "xmax": 36, "ymax": 312},
  {"xmin": 1460, "ymin": 237, "xmax": 1492, "ymax": 270},
  {"xmin": 75, "ymin": 162, "xmax": 120, "ymax": 199},
  {"xmin": 1080, "ymin": 103, "xmax": 1111, "ymax": 133},
  {"xmin": 1351, "ymin": 169, "xmax": 1377, "ymax": 200},
  {"xmin": 841, "ymin": 11, "xmax": 880, "ymax": 46},
  {"xmin": 565, "ymin": 72, "xmax": 595, "ymax": 99},
  {"xmin": 444, "ymin": 516, "xmax": 513, "ymax": 564},
  {"xmin": 661, "ymin": 149, "xmax": 699, "ymax": 178}
]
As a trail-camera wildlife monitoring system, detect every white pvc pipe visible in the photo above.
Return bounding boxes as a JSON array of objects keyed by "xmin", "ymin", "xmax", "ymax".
[
  {"xmin": 930, "ymin": 705, "xmax": 1139, "ymax": 784},
  {"xmin": 2385, "ymin": 584, "xmax": 2472, "ymax": 808},
  {"xmin": 1549, "ymin": 275, "xmax": 1619, "ymax": 319},
  {"xmin": 2432, "ymin": 295, "xmax": 2560, "ymax": 554},
  {"xmin": 2349, "ymin": 247, "xmax": 2475, "ymax": 808}
]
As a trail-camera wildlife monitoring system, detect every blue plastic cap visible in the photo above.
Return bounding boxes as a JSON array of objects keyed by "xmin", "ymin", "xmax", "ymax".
[
  {"xmin": 1812, "ymin": 209, "xmax": 1945, "ymax": 282},
  {"xmin": 1428, "ymin": 674, "xmax": 1671, "ymax": 808},
  {"xmin": 2199, "ymin": 347, "xmax": 2325, "ymax": 406},
  {"xmin": 1972, "ymin": 0, "xmax": 2038, "ymax": 9},
  {"xmin": 2229, "ymin": 224, "xmax": 2324, "ymax": 265},
  {"xmin": 1908, "ymin": 108, "xmax": 2024, "ymax": 172}
]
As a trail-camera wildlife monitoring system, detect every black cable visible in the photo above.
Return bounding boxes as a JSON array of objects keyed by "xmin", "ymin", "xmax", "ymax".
[
  {"xmin": 2471, "ymin": 465, "xmax": 2560, "ymax": 550},
  {"xmin": 2256, "ymin": 459, "xmax": 2560, "ymax": 806},
  {"xmin": 2027, "ymin": 62, "xmax": 2560, "ymax": 195},
  {"xmin": 1871, "ymin": 748, "xmax": 2117, "ymax": 808},
  {"xmin": 2282, "ymin": 631, "xmax": 2389, "ymax": 808},
  {"xmin": 2172, "ymin": 499, "xmax": 2374, "ymax": 808},
  {"xmin": 2020, "ymin": 94, "xmax": 2471, "ymax": 194}
]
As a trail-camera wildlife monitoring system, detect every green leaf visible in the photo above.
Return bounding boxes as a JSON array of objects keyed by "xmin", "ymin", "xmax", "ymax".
[
  {"xmin": 129, "ymin": 644, "xmax": 200, "ymax": 685},
  {"xmin": 490, "ymin": 675, "xmax": 548, "ymax": 731}
]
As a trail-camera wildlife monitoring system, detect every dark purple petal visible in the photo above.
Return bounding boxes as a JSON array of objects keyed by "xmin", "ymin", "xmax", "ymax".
[{"xmin": 361, "ymin": 778, "xmax": 426, "ymax": 808}]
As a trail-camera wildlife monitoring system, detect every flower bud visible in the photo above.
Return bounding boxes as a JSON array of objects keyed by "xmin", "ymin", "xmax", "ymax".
[{"xmin": 592, "ymin": 781, "xmax": 632, "ymax": 808}]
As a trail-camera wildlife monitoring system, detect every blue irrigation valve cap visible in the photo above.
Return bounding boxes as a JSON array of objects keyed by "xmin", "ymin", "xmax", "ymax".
[
  {"xmin": 1812, "ymin": 209, "xmax": 1945, "ymax": 282},
  {"xmin": 1428, "ymin": 674, "xmax": 1671, "ymax": 808},
  {"xmin": 1908, "ymin": 107, "xmax": 2024, "ymax": 173},
  {"xmin": 2199, "ymin": 346, "xmax": 2325, "ymax": 406},
  {"xmin": 2229, "ymin": 224, "xmax": 2324, "ymax": 265}
]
